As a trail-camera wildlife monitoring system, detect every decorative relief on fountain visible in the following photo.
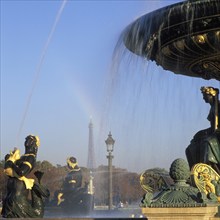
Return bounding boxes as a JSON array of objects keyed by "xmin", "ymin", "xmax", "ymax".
[
  {"xmin": 141, "ymin": 159, "xmax": 203, "ymax": 208},
  {"xmin": 191, "ymin": 163, "xmax": 220, "ymax": 203},
  {"xmin": 157, "ymin": 31, "xmax": 220, "ymax": 80}
]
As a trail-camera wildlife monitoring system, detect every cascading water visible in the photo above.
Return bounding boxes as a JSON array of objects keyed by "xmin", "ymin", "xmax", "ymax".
[{"xmin": 102, "ymin": 0, "xmax": 220, "ymax": 173}]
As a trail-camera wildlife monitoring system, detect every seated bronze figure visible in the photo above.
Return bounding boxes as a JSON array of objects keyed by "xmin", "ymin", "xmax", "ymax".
[
  {"xmin": 57, "ymin": 156, "xmax": 94, "ymax": 215},
  {"xmin": 186, "ymin": 86, "xmax": 220, "ymax": 174}
]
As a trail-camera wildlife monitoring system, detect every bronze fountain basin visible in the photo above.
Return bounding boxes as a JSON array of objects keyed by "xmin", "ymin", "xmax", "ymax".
[{"xmin": 123, "ymin": 0, "xmax": 220, "ymax": 81}]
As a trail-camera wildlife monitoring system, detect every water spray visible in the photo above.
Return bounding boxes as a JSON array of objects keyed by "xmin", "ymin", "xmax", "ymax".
[{"xmin": 16, "ymin": 0, "xmax": 67, "ymax": 145}]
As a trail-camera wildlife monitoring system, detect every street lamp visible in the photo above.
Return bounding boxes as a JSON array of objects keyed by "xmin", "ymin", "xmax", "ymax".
[{"xmin": 105, "ymin": 131, "xmax": 115, "ymax": 210}]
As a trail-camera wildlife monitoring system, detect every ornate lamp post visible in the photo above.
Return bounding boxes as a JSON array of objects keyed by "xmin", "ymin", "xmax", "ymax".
[{"xmin": 105, "ymin": 132, "xmax": 115, "ymax": 210}]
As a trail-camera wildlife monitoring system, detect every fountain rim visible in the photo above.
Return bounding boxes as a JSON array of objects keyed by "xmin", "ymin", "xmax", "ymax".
[
  {"xmin": 123, "ymin": 0, "xmax": 220, "ymax": 81},
  {"xmin": 123, "ymin": 0, "xmax": 220, "ymax": 56}
]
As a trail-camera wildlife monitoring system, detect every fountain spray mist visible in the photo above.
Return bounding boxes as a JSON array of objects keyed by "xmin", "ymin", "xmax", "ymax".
[{"xmin": 16, "ymin": 0, "xmax": 67, "ymax": 145}]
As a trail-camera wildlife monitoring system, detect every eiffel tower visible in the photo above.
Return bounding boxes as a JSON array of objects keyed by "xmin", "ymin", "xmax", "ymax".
[{"xmin": 87, "ymin": 118, "xmax": 96, "ymax": 170}]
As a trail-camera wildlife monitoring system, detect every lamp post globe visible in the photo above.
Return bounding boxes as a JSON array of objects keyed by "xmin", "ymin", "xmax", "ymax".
[{"xmin": 105, "ymin": 132, "xmax": 115, "ymax": 153}]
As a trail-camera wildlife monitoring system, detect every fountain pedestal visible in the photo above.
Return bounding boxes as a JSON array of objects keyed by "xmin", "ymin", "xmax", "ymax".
[
  {"xmin": 140, "ymin": 159, "xmax": 220, "ymax": 219},
  {"xmin": 142, "ymin": 206, "xmax": 219, "ymax": 220}
]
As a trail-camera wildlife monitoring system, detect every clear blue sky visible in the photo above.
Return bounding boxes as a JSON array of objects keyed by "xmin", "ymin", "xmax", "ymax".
[{"xmin": 1, "ymin": 0, "xmax": 219, "ymax": 173}]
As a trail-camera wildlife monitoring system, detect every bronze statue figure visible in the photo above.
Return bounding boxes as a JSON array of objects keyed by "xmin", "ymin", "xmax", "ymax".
[
  {"xmin": 186, "ymin": 87, "xmax": 220, "ymax": 174},
  {"xmin": 1, "ymin": 135, "xmax": 49, "ymax": 218},
  {"xmin": 57, "ymin": 156, "xmax": 94, "ymax": 215},
  {"xmin": 201, "ymin": 86, "xmax": 220, "ymax": 132},
  {"xmin": 58, "ymin": 156, "xmax": 83, "ymax": 207}
]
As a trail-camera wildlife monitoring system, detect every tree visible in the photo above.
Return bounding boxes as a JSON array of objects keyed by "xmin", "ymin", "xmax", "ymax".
[
  {"xmin": 33, "ymin": 161, "xmax": 67, "ymax": 200},
  {"xmin": 0, "ymin": 166, "xmax": 8, "ymax": 201},
  {"xmin": 93, "ymin": 165, "xmax": 144, "ymax": 206},
  {"xmin": 0, "ymin": 160, "xmax": 146, "ymax": 207}
]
